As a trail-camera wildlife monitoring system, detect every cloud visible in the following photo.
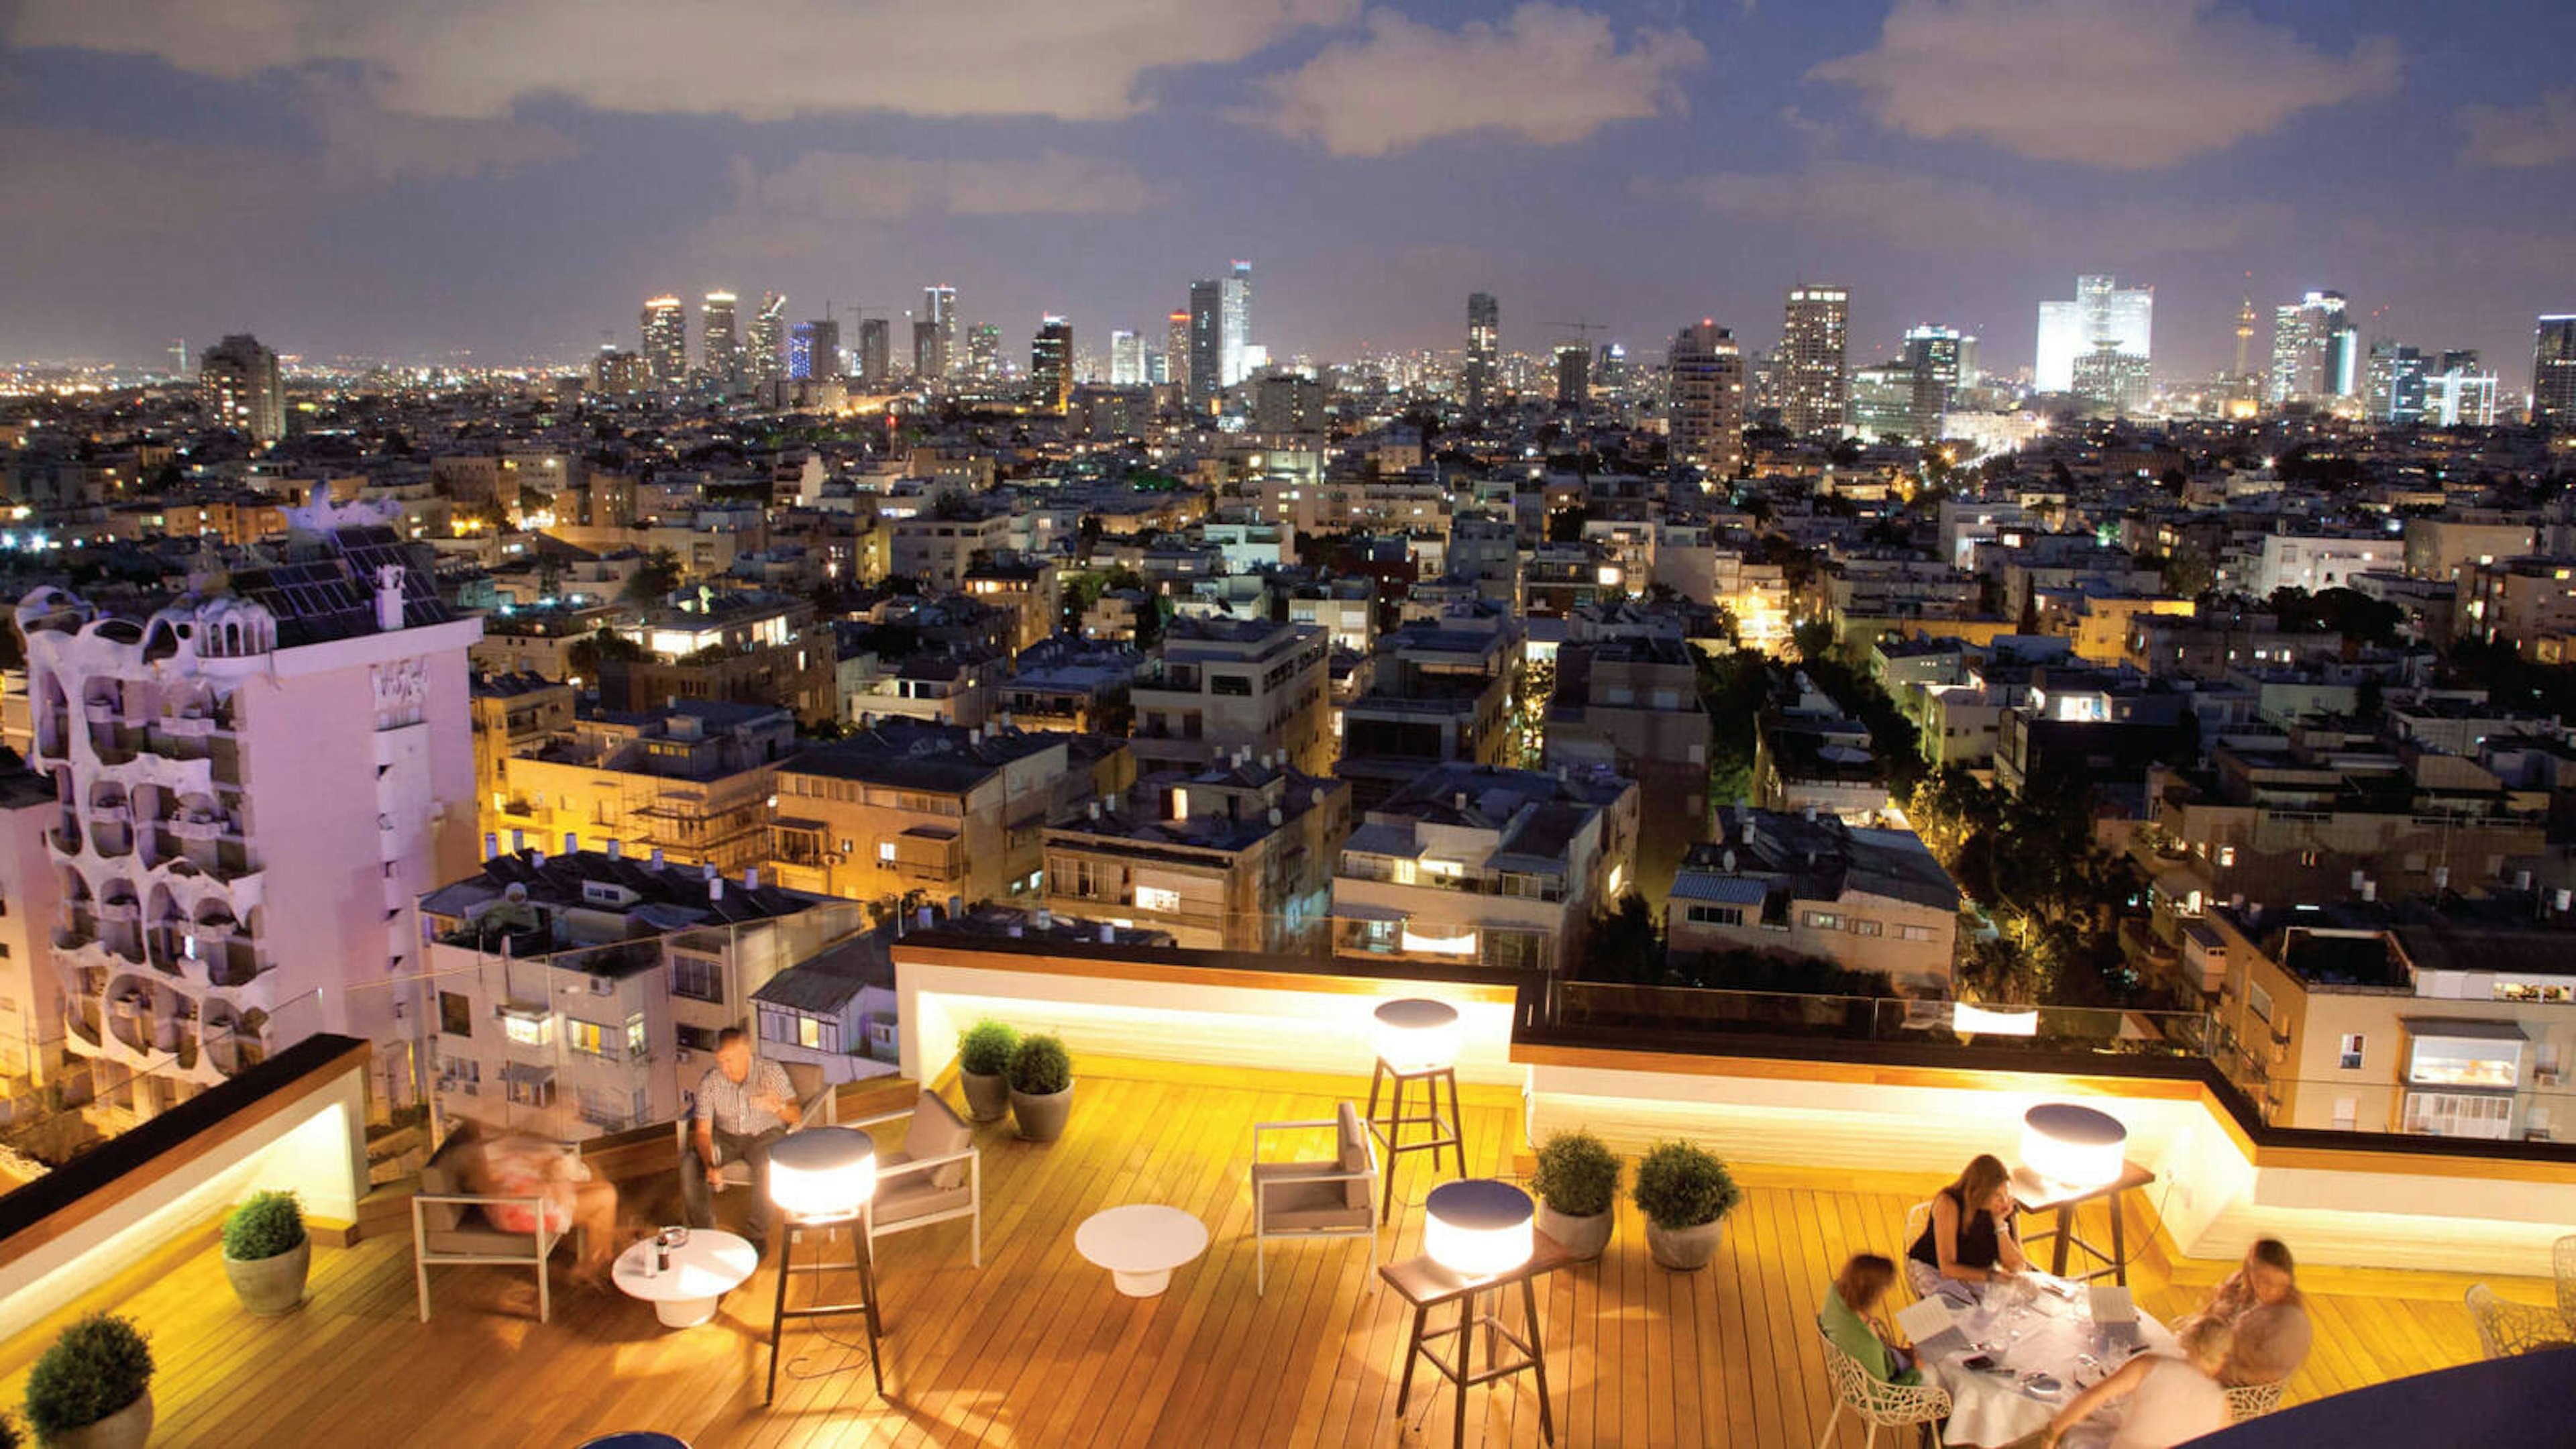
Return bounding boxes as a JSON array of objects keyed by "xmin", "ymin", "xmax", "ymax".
[
  {"xmin": 0, "ymin": 126, "xmax": 304, "ymax": 260},
  {"xmin": 303, "ymin": 86, "xmax": 580, "ymax": 184},
  {"xmin": 2459, "ymin": 90, "xmax": 2576, "ymax": 168},
  {"xmin": 1809, "ymin": 0, "xmax": 2400, "ymax": 168},
  {"xmin": 704, "ymin": 150, "xmax": 1162, "ymax": 260},
  {"xmin": 1652, "ymin": 162, "xmax": 2292, "ymax": 258},
  {"xmin": 7, "ymin": 0, "xmax": 1356, "ymax": 123},
  {"xmin": 1245, "ymin": 4, "xmax": 1706, "ymax": 157}
]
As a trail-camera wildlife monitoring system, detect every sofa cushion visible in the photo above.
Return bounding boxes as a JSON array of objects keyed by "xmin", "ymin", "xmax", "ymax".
[
  {"xmin": 423, "ymin": 1226, "xmax": 543, "ymax": 1258},
  {"xmin": 906, "ymin": 1092, "xmax": 973, "ymax": 1189},
  {"xmin": 417, "ymin": 1139, "xmax": 472, "ymax": 1233},
  {"xmin": 1337, "ymin": 1102, "xmax": 1370, "ymax": 1213},
  {"xmin": 1255, "ymin": 1172, "xmax": 1372, "ymax": 1232},
  {"xmin": 873, "ymin": 1174, "xmax": 971, "ymax": 1227}
]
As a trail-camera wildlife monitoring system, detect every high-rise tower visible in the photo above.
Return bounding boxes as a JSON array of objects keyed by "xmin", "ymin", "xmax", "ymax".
[
  {"xmin": 199, "ymin": 334, "xmax": 284, "ymax": 443},
  {"xmin": 857, "ymin": 317, "xmax": 891, "ymax": 387},
  {"xmin": 747, "ymin": 292, "xmax": 788, "ymax": 392},
  {"xmin": 2269, "ymin": 290, "xmax": 2348, "ymax": 403},
  {"xmin": 1666, "ymin": 320, "xmax": 1745, "ymax": 480},
  {"xmin": 1187, "ymin": 280, "xmax": 1224, "ymax": 409},
  {"xmin": 2536, "ymin": 315, "xmax": 2576, "ymax": 429},
  {"xmin": 1222, "ymin": 261, "xmax": 1252, "ymax": 387},
  {"xmin": 700, "ymin": 290, "xmax": 741, "ymax": 392},
  {"xmin": 1032, "ymin": 317, "xmax": 1073, "ymax": 413},
  {"xmin": 1780, "ymin": 285, "xmax": 1849, "ymax": 436},
  {"xmin": 641, "ymin": 295, "xmax": 686, "ymax": 386},
  {"xmin": 1464, "ymin": 292, "xmax": 1499, "ymax": 414},
  {"xmin": 922, "ymin": 285, "xmax": 959, "ymax": 379},
  {"xmin": 1109, "ymin": 329, "xmax": 1145, "ymax": 386},
  {"xmin": 2035, "ymin": 276, "xmax": 2152, "ymax": 394},
  {"xmin": 1902, "ymin": 325, "xmax": 1964, "ymax": 439},
  {"xmin": 2233, "ymin": 280, "xmax": 2257, "ymax": 378},
  {"xmin": 790, "ymin": 317, "xmax": 841, "ymax": 381}
]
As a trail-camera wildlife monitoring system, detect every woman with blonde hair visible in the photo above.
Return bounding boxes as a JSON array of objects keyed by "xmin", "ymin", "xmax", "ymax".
[
  {"xmin": 2177, "ymin": 1238, "xmax": 2312, "ymax": 1385},
  {"xmin": 1819, "ymin": 1252, "xmax": 1924, "ymax": 1384},
  {"xmin": 2041, "ymin": 1316, "xmax": 2233, "ymax": 1449},
  {"xmin": 1906, "ymin": 1152, "xmax": 2027, "ymax": 1305}
]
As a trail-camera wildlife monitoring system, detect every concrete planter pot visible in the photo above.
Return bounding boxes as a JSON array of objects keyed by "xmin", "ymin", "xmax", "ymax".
[
  {"xmin": 1536, "ymin": 1203, "xmax": 1614, "ymax": 1261},
  {"xmin": 1011, "ymin": 1082, "xmax": 1073, "ymax": 1142},
  {"xmin": 223, "ymin": 1238, "xmax": 310, "ymax": 1316},
  {"xmin": 959, "ymin": 1069, "xmax": 1012, "ymax": 1124},
  {"xmin": 54, "ymin": 1391, "xmax": 154, "ymax": 1449},
  {"xmin": 1645, "ymin": 1218, "xmax": 1724, "ymax": 1271}
]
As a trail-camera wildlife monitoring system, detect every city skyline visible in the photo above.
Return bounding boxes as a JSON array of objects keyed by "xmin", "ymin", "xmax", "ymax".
[{"xmin": 3, "ymin": 2, "xmax": 2575, "ymax": 390}]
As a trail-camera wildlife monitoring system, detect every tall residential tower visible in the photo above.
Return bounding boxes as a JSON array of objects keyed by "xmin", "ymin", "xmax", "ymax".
[
  {"xmin": 1464, "ymin": 292, "xmax": 1499, "ymax": 414},
  {"xmin": 1667, "ymin": 321, "xmax": 1746, "ymax": 480},
  {"xmin": 1779, "ymin": 285, "xmax": 1849, "ymax": 437},
  {"xmin": 2035, "ymin": 276, "xmax": 2152, "ymax": 394}
]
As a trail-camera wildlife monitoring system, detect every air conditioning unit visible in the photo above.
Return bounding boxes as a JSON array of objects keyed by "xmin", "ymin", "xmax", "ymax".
[{"xmin": 588, "ymin": 977, "xmax": 614, "ymax": 996}]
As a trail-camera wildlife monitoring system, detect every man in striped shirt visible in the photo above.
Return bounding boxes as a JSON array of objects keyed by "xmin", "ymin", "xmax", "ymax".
[{"xmin": 680, "ymin": 1026, "xmax": 802, "ymax": 1244}]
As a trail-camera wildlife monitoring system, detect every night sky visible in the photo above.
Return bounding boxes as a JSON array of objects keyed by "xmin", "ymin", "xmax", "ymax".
[{"xmin": 6, "ymin": 1, "xmax": 2573, "ymax": 389}]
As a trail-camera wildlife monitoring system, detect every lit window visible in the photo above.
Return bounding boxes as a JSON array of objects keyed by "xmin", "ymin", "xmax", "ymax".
[
  {"xmin": 1134, "ymin": 885, "xmax": 1181, "ymax": 913},
  {"xmin": 879, "ymin": 841, "xmax": 898, "ymax": 863},
  {"xmin": 2338, "ymin": 1033, "xmax": 2365, "ymax": 1071},
  {"xmin": 503, "ymin": 1012, "xmax": 554, "ymax": 1048}
]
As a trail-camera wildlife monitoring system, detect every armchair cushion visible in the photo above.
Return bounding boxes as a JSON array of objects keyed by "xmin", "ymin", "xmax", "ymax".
[
  {"xmin": 418, "ymin": 1146, "xmax": 469, "ymax": 1233},
  {"xmin": 875, "ymin": 1173, "xmax": 973, "ymax": 1227},
  {"xmin": 423, "ymin": 1225, "xmax": 543, "ymax": 1257},
  {"xmin": 1336, "ymin": 1102, "xmax": 1368, "ymax": 1212},
  {"xmin": 907, "ymin": 1091, "xmax": 973, "ymax": 1189},
  {"xmin": 1253, "ymin": 1163, "xmax": 1372, "ymax": 1231}
]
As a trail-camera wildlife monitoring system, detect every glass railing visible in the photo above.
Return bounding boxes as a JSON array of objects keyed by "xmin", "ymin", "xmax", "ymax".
[
  {"xmin": 1538, "ymin": 979, "xmax": 2216, "ymax": 1059},
  {"xmin": 2221, "ymin": 1073, "xmax": 2574, "ymax": 1144}
]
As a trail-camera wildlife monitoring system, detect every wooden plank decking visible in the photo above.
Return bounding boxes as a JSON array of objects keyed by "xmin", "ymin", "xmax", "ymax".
[{"xmin": 0, "ymin": 1060, "xmax": 2547, "ymax": 1448}]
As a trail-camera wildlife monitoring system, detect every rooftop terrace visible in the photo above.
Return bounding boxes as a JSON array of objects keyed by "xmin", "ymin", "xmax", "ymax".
[{"xmin": 0, "ymin": 1057, "xmax": 2544, "ymax": 1448}]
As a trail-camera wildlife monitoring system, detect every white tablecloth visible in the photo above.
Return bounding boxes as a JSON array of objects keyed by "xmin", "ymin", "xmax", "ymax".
[{"xmin": 1925, "ymin": 1283, "xmax": 2177, "ymax": 1448}]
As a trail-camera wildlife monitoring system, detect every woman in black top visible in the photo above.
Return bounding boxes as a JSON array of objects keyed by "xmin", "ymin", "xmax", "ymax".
[{"xmin": 1906, "ymin": 1152, "xmax": 2027, "ymax": 1305}]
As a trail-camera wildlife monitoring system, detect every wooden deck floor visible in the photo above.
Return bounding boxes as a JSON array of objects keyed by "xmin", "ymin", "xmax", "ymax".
[{"xmin": 0, "ymin": 1060, "xmax": 2548, "ymax": 1448}]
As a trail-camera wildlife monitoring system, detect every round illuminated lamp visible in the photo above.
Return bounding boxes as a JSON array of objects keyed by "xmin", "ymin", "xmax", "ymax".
[
  {"xmin": 2020, "ymin": 1104, "xmax": 2127, "ymax": 1191},
  {"xmin": 1425, "ymin": 1179, "xmax": 1535, "ymax": 1280},
  {"xmin": 1373, "ymin": 998, "xmax": 1462, "ymax": 1074},
  {"xmin": 767, "ymin": 1126, "xmax": 877, "ymax": 1224}
]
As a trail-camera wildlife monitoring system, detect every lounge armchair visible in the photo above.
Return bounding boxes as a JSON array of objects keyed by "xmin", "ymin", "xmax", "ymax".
[
  {"xmin": 412, "ymin": 1134, "xmax": 584, "ymax": 1323},
  {"xmin": 2466, "ymin": 1283, "xmax": 2576, "ymax": 1359},
  {"xmin": 668, "ymin": 1059, "xmax": 839, "ymax": 1190},
  {"xmin": 849, "ymin": 1090, "xmax": 982, "ymax": 1266},
  {"xmin": 1248, "ymin": 1102, "xmax": 1379, "ymax": 1295},
  {"xmin": 2223, "ymin": 1380, "xmax": 2287, "ymax": 1422}
]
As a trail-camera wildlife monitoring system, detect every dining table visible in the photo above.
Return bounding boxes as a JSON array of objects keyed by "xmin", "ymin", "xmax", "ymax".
[{"xmin": 1920, "ymin": 1274, "xmax": 2180, "ymax": 1448}]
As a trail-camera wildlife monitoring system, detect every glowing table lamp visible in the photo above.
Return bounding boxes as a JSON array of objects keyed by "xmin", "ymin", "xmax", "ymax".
[
  {"xmin": 2021, "ymin": 1104, "xmax": 2127, "ymax": 1191},
  {"xmin": 1374, "ymin": 998, "xmax": 1462, "ymax": 1073},
  {"xmin": 1426, "ymin": 1179, "xmax": 1535, "ymax": 1280}
]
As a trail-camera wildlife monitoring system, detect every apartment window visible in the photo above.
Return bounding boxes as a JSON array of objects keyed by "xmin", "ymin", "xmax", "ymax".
[
  {"xmin": 1803, "ymin": 911, "xmax": 1842, "ymax": 931},
  {"xmin": 2401, "ymin": 1091, "xmax": 2512, "ymax": 1140},
  {"xmin": 1134, "ymin": 885, "xmax": 1181, "ymax": 913},
  {"xmin": 506, "ymin": 1073, "xmax": 555, "ymax": 1109},
  {"xmin": 2246, "ymin": 981, "xmax": 2273, "ymax": 1024},
  {"xmin": 1896, "ymin": 924, "xmax": 1937, "ymax": 943},
  {"xmin": 502, "ymin": 1012, "xmax": 553, "ymax": 1048},
  {"xmin": 1851, "ymin": 919, "xmax": 1883, "ymax": 938},
  {"xmin": 669, "ymin": 955, "xmax": 722, "ymax": 1003},
  {"xmin": 1210, "ymin": 674, "xmax": 1252, "ymax": 696},
  {"xmin": 2338, "ymin": 1033, "xmax": 2365, "ymax": 1070},
  {"xmin": 676, "ymin": 1024, "xmax": 716, "ymax": 1053},
  {"xmin": 1686, "ymin": 905, "xmax": 1743, "ymax": 927},
  {"xmin": 439, "ymin": 991, "xmax": 473, "ymax": 1038},
  {"xmin": 565, "ymin": 1018, "xmax": 610, "ymax": 1059},
  {"xmin": 626, "ymin": 1012, "xmax": 649, "ymax": 1060},
  {"xmin": 798, "ymin": 1016, "xmax": 822, "ymax": 1051},
  {"xmin": 878, "ymin": 840, "xmax": 898, "ymax": 863}
]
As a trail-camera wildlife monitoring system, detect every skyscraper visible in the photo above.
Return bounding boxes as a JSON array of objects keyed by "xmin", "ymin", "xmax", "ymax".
[
  {"xmin": 2429, "ymin": 352, "xmax": 2500, "ymax": 427},
  {"xmin": 1167, "ymin": 311, "xmax": 1191, "ymax": 394},
  {"xmin": 1666, "ymin": 321, "xmax": 1745, "ymax": 480},
  {"xmin": 1554, "ymin": 343, "xmax": 1591, "ymax": 410},
  {"xmin": 747, "ymin": 292, "xmax": 788, "ymax": 392},
  {"xmin": 790, "ymin": 317, "xmax": 841, "ymax": 382},
  {"xmin": 912, "ymin": 320, "xmax": 940, "ymax": 381},
  {"xmin": 1464, "ymin": 291, "xmax": 1499, "ymax": 414},
  {"xmin": 700, "ymin": 290, "xmax": 741, "ymax": 392},
  {"xmin": 641, "ymin": 294, "xmax": 686, "ymax": 386},
  {"xmin": 1187, "ymin": 280, "xmax": 1224, "ymax": 409},
  {"xmin": 922, "ymin": 285, "xmax": 959, "ymax": 378},
  {"xmin": 1109, "ymin": 329, "xmax": 1145, "ymax": 386},
  {"xmin": 1032, "ymin": 316, "xmax": 1073, "ymax": 414},
  {"xmin": 857, "ymin": 317, "xmax": 891, "ymax": 388},
  {"xmin": 1222, "ymin": 260, "xmax": 1252, "ymax": 387},
  {"xmin": 2035, "ymin": 276, "xmax": 2152, "ymax": 394},
  {"xmin": 2534, "ymin": 315, "xmax": 2576, "ymax": 429},
  {"xmin": 2269, "ymin": 290, "xmax": 2348, "ymax": 403},
  {"xmin": 199, "ymin": 333, "xmax": 283, "ymax": 442},
  {"xmin": 2369, "ymin": 343, "xmax": 2428, "ymax": 425},
  {"xmin": 1780, "ymin": 284, "xmax": 1849, "ymax": 436},
  {"xmin": 1902, "ymin": 325, "xmax": 1964, "ymax": 439},
  {"xmin": 2072, "ymin": 346, "xmax": 2150, "ymax": 416},
  {"xmin": 968, "ymin": 322, "xmax": 1002, "ymax": 381}
]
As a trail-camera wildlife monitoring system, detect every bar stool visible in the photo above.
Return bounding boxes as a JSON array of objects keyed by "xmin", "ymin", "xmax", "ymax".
[{"xmin": 1364, "ymin": 998, "xmax": 1465, "ymax": 1218}]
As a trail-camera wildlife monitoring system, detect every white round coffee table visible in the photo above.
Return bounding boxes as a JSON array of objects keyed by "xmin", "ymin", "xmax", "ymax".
[
  {"xmin": 1075, "ymin": 1204, "xmax": 1209, "ymax": 1297},
  {"xmin": 612, "ymin": 1228, "xmax": 757, "ymax": 1328}
]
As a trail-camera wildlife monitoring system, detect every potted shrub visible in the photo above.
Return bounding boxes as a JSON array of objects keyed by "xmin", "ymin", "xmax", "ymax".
[
  {"xmin": 23, "ymin": 1313, "xmax": 152, "ymax": 1449},
  {"xmin": 220, "ymin": 1189, "xmax": 309, "ymax": 1316},
  {"xmin": 956, "ymin": 1020, "xmax": 1018, "ymax": 1123},
  {"xmin": 1, "ymin": 1409, "xmax": 21, "ymax": 1449},
  {"xmin": 1007, "ymin": 1032, "xmax": 1073, "ymax": 1142},
  {"xmin": 1529, "ymin": 1130, "xmax": 1621, "ymax": 1260},
  {"xmin": 1631, "ymin": 1140, "xmax": 1740, "ymax": 1271}
]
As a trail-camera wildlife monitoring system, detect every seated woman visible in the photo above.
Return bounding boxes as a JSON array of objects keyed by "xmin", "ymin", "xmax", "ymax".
[
  {"xmin": 454, "ymin": 1128, "xmax": 625, "ymax": 1285},
  {"xmin": 2042, "ymin": 1318, "xmax": 2233, "ymax": 1449},
  {"xmin": 2176, "ymin": 1238, "xmax": 2312, "ymax": 1385},
  {"xmin": 1820, "ymin": 1253, "xmax": 1923, "ymax": 1385},
  {"xmin": 1906, "ymin": 1152, "xmax": 2027, "ymax": 1305}
]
